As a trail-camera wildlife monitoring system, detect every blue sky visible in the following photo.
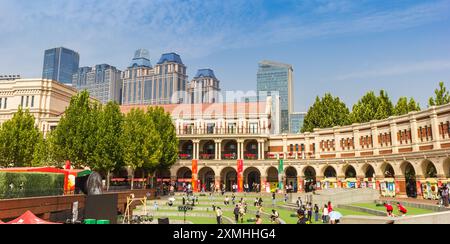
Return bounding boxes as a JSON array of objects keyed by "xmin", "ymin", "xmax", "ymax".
[{"xmin": 1, "ymin": 0, "xmax": 449, "ymax": 111}]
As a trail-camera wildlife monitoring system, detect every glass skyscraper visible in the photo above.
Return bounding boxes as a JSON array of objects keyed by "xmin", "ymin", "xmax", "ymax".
[
  {"xmin": 72, "ymin": 64, "xmax": 123, "ymax": 104},
  {"xmin": 42, "ymin": 47, "xmax": 80, "ymax": 85},
  {"xmin": 257, "ymin": 60, "xmax": 294, "ymax": 133},
  {"xmin": 290, "ymin": 112, "xmax": 306, "ymax": 134}
]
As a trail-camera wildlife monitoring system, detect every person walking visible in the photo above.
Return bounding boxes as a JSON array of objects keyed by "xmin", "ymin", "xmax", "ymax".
[
  {"xmin": 314, "ymin": 204, "xmax": 320, "ymax": 222},
  {"xmin": 233, "ymin": 205, "xmax": 240, "ymax": 223},
  {"xmin": 216, "ymin": 207, "xmax": 223, "ymax": 224}
]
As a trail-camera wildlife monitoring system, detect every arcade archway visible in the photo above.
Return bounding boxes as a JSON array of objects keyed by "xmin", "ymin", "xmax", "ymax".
[
  {"xmin": 198, "ymin": 167, "xmax": 215, "ymax": 191},
  {"xmin": 221, "ymin": 167, "xmax": 237, "ymax": 191},
  {"xmin": 244, "ymin": 167, "xmax": 261, "ymax": 192},
  {"xmin": 285, "ymin": 166, "xmax": 298, "ymax": 192},
  {"xmin": 303, "ymin": 166, "xmax": 317, "ymax": 193},
  {"xmin": 344, "ymin": 165, "xmax": 357, "ymax": 178},
  {"xmin": 266, "ymin": 167, "xmax": 279, "ymax": 192},
  {"xmin": 401, "ymin": 161, "xmax": 417, "ymax": 198}
]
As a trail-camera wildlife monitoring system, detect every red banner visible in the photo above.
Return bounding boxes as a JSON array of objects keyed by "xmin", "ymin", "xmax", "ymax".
[
  {"xmin": 192, "ymin": 160, "xmax": 198, "ymax": 193},
  {"xmin": 237, "ymin": 159, "xmax": 244, "ymax": 192}
]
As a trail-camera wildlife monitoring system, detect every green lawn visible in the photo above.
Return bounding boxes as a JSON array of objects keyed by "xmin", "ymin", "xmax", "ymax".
[{"xmin": 351, "ymin": 203, "xmax": 434, "ymax": 216}]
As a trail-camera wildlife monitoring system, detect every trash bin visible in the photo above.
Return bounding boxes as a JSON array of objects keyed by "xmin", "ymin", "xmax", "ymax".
[
  {"xmin": 84, "ymin": 219, "xmax": 96, "ymax": 224},
  {"xmin": 96, "ymin": 220, "xmax": 110, "ymax": 224}
]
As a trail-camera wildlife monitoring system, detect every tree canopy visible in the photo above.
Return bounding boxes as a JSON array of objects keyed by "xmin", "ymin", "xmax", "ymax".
[
  {"xmin": 429, "ymin": 82, "xmax": 450, "ymax": 107},
  {"xmin": 0, "ymin": 107, "xmax": 42, "ymax": 167},
  {"xmin": 301, "ymin": 93, "xmax": 351, "ymax": 132},
  {"xmin": 350, "ymin": 90, "xmax": 394, "ymax": 124}
]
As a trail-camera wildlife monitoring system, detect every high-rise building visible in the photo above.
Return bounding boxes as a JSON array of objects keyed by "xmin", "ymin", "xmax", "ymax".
[
  {"xmin": 72, "ymin": 64, "xmax": 123, "ymax": 104},
  {"xmin": 257, "ymin": 60, "xmax": 294, "ymax": 133},
  {"xmin": 42, "ymin": 47, "xmax": 80, "ymax": 85},
  {"xmin": 290, "ymin": 112, "xmax": 306, "ymax": 134},
  {"xmin": 187, "ymin": 69, "xmax": 221, "ymax": 104},
  {"xmin": 122, "ymin": 50, "xmax": 188, "ymax": 105}
]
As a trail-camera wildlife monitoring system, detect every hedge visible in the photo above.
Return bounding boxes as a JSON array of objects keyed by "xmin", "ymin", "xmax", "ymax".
[{"xmin": 0, "ymin": 172, "xmax": 65, "ymax": 199}]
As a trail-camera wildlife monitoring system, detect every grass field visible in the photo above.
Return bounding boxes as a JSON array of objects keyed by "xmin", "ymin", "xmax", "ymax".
[
  {"xmin": 134, "ymin": 194, "xmax": 437, "ymax": 224},
  {"xmin": 351, "ymin": 203, "xmax": 435, "ymax": 216}
]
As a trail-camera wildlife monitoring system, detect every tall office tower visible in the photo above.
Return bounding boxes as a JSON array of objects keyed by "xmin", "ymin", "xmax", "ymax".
[
  {"xmin": 290, "ymin": 112, "xmax": 306, "ymax": 134},
  {"xmin": 187, "ymin": 69, "xmax": 221, "ymax": 104},
  {"xmin": 257, "ymin": 60, "xmax": 294, "ymax": 133},
  {"xmin": 122, "ymin": 50, "xmax": 188, "ymax": 105},
  {"xmin": 154, "ymin": 53, "xmax": 188, "ymax": 104},
  {"xmin": 42, "ymin": 47, "xmax": 80, "ymax": 84},
  {"xmin": 72, "ymin": 64, "xmax": 123, "ymax": 104}
]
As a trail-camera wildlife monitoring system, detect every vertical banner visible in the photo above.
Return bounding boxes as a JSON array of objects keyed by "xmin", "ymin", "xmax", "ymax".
[
  {"xmin": 192, "ymin": 159, "xmax": 198, "ymax": 193},
  {"xmin": 278, "ymin": 159, "xmax": 284, "ymax": 191},
  {"xmin": 416, "ymin": 181, "xmax": 422, "ymax": 196},
  {"xmin": 237, "ymin": 159, "xmax": 244, "ymax": 192}
]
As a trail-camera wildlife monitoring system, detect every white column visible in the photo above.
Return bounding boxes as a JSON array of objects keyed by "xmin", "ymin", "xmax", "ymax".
[
  {"xmin": 410, "ymin": 117, "xmax": 420, "ymax": 151},
  {"xmin": 431, "ymin": 110, "xmax": 441, "ymax": 150},
  {"xmin": 353, "ymin": 128, "xmax": 361, "ymax": 157},
  {"xmin": 390, "ymin": 122, "xmax": 399, "ymax": 154},
  {"xmin": 371, "ymin": 125, "xmax": 379, "ymax": 155}
]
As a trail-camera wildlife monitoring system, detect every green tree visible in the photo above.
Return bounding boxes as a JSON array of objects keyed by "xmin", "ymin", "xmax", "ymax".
[
  {"xmin": 91, "ymin": 102, "xmax": 124, "ymax": 191},
  {"xmin": 394, "ymin": 97, "xmax": 421, "ymax": 116},
  {"xmin": 120, "ymin": 108, "xmax": 162, "ymax": 189},
  {"xmin": 408, "ymin": 98, "xmax": 421, "ymax": 112},
  {"xmin": 147, "ymin": 107, "xmax": 178, "ymax": 188},
  {"xmin": 429, "ymin": 81, "xmax": 450, "ymax": 106},
  {"xmin": 0, "ymin": 107, "xmax": 42, "ymax": 167},
  {"xmin": 51, "ymin": 90, "xmax": 100, "ymax": 168},
  {"xmin": 350, "ymin": 90, "xmax": 394, "ymax": 123},
  {"xmin": 301, "ymin": 93, "xmax": 351, "ymax": 132}
]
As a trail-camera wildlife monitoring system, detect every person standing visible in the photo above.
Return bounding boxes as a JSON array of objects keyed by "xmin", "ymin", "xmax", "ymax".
[
  {"xmin": 216, "ymin": 207, "xmax": 223, "ymax": 224},
  {"xmin": 272, "ymin": 192, "xmax": 276, "ymax": 207},
  {"xmin": 296, "ymin": 197, "xmax": 302, "ymax": 209},
  {"xmin": 327, "ymin": 201, "xmax": 333, "ymax": 213},
  {"xmin": 233, "ymin": 205, "xmax": 240, "ymax": 223},
  {"xmin": 443, "ymin": 185, "xmax": 449, "ymax": 207},
  {"xmin": 322, "ymin": 204, "xmax": 329, "ymax": 223},
  {"xmin": 239, "ymin": 204, "xmax": 246, "ymax": 223},
  {"xmin": 314, "ymin": 204, "xmax": 320, "ymax": 222}
]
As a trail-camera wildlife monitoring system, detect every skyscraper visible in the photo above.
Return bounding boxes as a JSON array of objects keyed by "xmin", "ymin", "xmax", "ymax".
[
  {"xmin": 187, "ymin": 69, "xmax": 221, "ymax": 104},
  {"xmin": 122, "ymin": 50, "xmax": 188, "ymax": 105},
  {"xmin": 42, "ymin": 47, "xmax": 80, "ymax": 84},
  {"xmin": 257, "ymin": 60, "xmax": 294, "ymax": 133},
  {"xmin": 72, "ymin": 64, "xmax": 123, "ymax": 104},
  {"xmin": 289, "ymin": 112, "xmax": 306, "ymax": 134}
]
